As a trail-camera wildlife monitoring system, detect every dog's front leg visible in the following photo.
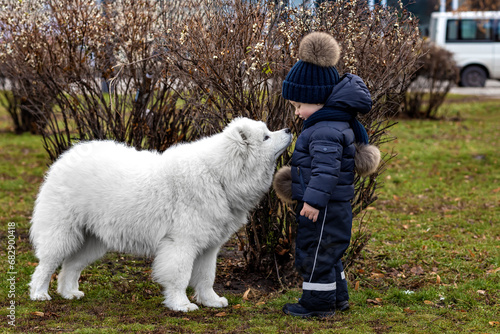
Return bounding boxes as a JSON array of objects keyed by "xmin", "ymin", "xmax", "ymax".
[
  {"xmin": 190, "ymin": 244, "xmax": 228, "ymax": 308},
  {"xmin": 152, "ymin": 238, "xmax": 199, "ymax": 312}
]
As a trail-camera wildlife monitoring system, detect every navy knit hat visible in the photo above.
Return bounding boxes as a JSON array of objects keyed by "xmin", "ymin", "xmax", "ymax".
[{"xmin": 282, "ymin": 32, "xmax": 341, "ymax": 104}]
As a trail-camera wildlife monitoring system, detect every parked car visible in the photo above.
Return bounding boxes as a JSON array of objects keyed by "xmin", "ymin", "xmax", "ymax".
[{"xmin": 429, "ymin": 11, "xmax": 500, "ymax": 87}]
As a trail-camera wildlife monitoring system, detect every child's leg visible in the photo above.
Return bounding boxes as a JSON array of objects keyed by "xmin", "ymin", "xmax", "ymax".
[
  {"xmin": 294, "ymin": 201, "xmax": 352, "ymax": 311},
  {"xmin": 335, "ymin": 260, "xmax": 350, "ymax": 310}
]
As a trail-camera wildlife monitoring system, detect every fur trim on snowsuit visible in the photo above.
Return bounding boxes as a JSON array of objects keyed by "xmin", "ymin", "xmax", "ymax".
[
  {"xmin": 273, "ymin": 166, "xmax": 295, "ymax": 204},
  {"xmin": 354, "ymin": 143, "xmax": 381, "ymax": 177},
  {"xmin": 273, "ymin": 144, "xmax": 381, "ymax": 204}
]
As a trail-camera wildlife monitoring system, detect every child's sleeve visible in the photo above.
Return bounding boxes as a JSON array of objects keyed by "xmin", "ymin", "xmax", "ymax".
[{"xmin": 302, "ymin": 130, "xmax": 343, "ymax": 209}]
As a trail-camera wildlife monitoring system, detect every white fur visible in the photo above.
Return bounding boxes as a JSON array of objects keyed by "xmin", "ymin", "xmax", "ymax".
[{"xmin": 29, "ymin": 117, "xmax": 292, "ymax": 312}]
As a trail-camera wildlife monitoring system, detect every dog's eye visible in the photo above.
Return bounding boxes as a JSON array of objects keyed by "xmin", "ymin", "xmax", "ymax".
[{"xmin": 264, "ymin": 135, "xmax": 270, "ymax": 141}]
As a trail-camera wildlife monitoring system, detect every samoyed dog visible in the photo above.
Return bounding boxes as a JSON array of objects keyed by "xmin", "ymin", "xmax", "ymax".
[{"xmin": 29, "ymin": 117, "xmax": 292, "ymax": 311}]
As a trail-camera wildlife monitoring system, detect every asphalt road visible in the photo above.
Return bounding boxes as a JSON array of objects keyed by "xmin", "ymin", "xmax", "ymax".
[{"xmin": 449, "ymin": 80, "xmax": 500, "ymax": 97}]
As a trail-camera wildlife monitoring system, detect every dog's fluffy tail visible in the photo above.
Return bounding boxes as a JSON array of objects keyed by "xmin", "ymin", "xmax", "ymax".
[
  {"xmin": 355, "ymin": 143, "xmax": 381, "ymax": 177},
  {"xmin": 273, "ymin": 166, "xmax": 294, "ymax": 204}
]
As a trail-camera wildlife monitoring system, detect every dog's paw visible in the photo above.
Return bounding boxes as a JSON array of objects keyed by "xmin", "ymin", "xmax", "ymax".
[
  {"xmin": 60, "ymin": 290, "xmax": 85, "ymax": 300},
  {"xmin": 165, "ymin": 301, "xmax": 199, "ymax": 312},
  {"xmin": 30, "ymin": 292, "xmax": 52, "ymax": 301},
  {"xmin": 201, "ymin": 296, "xmax": 228, "ymax": 308}
]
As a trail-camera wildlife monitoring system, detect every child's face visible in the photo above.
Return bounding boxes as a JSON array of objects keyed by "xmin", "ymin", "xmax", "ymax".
[{"xmin": 290, "ymin": 101, "xmax": 324, "ymax": 120}]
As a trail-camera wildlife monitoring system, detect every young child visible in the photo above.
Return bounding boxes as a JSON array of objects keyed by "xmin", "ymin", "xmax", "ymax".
[{"xmin": 274, "ymin": 32, "xmax": 380, "ymax": 317}]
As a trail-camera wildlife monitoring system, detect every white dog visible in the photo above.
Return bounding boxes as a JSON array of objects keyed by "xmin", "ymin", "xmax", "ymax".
[{"xmin": 29, "ymin": 117, "xmax": 292, "ymax": 312}]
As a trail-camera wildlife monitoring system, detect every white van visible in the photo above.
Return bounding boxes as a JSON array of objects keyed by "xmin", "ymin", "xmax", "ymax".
[{"xmin": 429, "ymin": 11, "xmax": 500, "ymax": 87}]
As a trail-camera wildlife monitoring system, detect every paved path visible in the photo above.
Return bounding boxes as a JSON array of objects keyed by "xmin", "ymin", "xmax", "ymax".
[{"xmin": 449, "ymin": 80, "xmax": 500, "ymax": 98}]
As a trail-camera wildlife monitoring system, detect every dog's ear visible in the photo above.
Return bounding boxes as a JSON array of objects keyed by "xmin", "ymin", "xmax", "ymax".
[
  {"xmin": 231, "ymin": 121, "xmax": 252, "ymax": 146},
  {"xmin": 238, "ymin": 129, "xmax": 249, "ymax": 144},
  {"xmin": 224, "ymin": 119, "xmax": 252, "ymax": 155}
]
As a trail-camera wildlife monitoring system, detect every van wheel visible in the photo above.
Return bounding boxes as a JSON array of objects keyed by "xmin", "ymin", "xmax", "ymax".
[{"xmin": 460, "ymin": 66, "xmax": 487, "ymax": 87}]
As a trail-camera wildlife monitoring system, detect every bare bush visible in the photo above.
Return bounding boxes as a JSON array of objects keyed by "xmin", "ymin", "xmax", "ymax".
[
  {"xmin": 161, "ymin": 0, "xmax": 297, "ymax": 272},
  {"xmin": 1, "ymin": 0, "xmax": 423, "ymax": 281},
  {"xmin": 0, "ymin": 66, "xmax": 52, "ymax": 134},
  {"xmin": 402, "ymin": 41, "xmax": 459, "ymax": 119},
  {"xmin": 0, "ymin": 0, "xmax": 203, "ymax": 159}
]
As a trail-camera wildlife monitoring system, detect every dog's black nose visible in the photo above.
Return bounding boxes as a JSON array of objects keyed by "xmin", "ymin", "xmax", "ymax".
[{"xmin": 284, "ymin": 128, "xmax": 291, "ymax": 134}]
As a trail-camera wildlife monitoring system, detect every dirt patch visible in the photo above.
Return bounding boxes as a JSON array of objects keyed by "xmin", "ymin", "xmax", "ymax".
[
  {"xmin": 368, "ymin": 319, "xmax": 394, "ymax": 334},
  {"xmin": 214, "ymin": 245, "xmax": 284, "ymax": 296}
]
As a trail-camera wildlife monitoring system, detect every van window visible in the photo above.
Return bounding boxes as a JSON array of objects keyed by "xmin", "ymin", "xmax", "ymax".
[
  {"xmin": 446, "ymin": 20, "xmax": 459, "ymax": 40},
  {"xmin": 446, "ymin": 19, "xmax": 493, "ymax": 42}
]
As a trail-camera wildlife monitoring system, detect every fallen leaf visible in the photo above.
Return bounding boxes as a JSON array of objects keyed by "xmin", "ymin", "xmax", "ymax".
[
  {"xmin": 256, "ymin": 301, "xmax": 265, "ymax": 306},
  {"xmin": 402, "ymin": 224, "xmax": 409, "ymax": 230},
  {"xmin": 275, "ymin": 246, "xmax": 288, "ymax": 256},
  {"xmin": 489, "ymin": 321, "xmax": 499, "ymax": 326},
  {"xmin": 467, "ymin": 249, "xmax": 475, "ymax": 258},
  {"xmin": 367, "ymin": 299, "xmax": 381, "ymax": 305},
  {"xmin": 424, "ymin": 300, "xmax": 434, "ymax": 305},
  {"xmin": 375, "ymin": 298, "xmax": 383, "ymax": 303},
  {"xmin": 32, "ymin": 312, "xmax": 44, "ymax": 317},
  {"xmin": 486, "ymin": 267, "xmax": 500, "ymax": 274},
  {"xmin": 354, "ymin": 281, "xmax": 360, "ymax": 291},
  {"xmin": 370, "ymin": 272, "xmax": 385, "ymax": 279},
  {"xmin": 477, "ymin": 290, "xmax": 486, "ymax": 295},
  {"xmin": 436, "ymin": 275, "xmax": 441, "ymax": 285},
  {"xmin": 182, "ymin": 317, "xmax": 190, "ymax": 321},
  {"xmin": 242, "ymin": 288, "xmax": 251, "ymax": 301},
  {"xmin": 403, "ymin": 307, "xmax": 415, "ymax": 314},
  {"xmin": 215, "ymin": 312, "xmax": 227, "ymax": 317},
  {"xmin": 232, "ymin": 304, "xmax": 242, "ymax": 309}
]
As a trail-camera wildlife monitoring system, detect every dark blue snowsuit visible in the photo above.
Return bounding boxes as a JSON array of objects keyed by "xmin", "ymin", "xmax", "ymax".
[{"xmin": 290, "ymin": 73, "xmax": 372, "ymax": 311}]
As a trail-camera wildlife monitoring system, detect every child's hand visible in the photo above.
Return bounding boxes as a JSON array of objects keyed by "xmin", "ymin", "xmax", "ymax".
[{"xmin": 300, "ymin": 202, "xmax": 320, "ymax": 222}]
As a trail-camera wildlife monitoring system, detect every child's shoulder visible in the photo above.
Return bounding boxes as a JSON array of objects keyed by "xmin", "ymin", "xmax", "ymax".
[
  {"xmin": 303, "ymin": 121, "xmax": 351, "ymax": 143},
  {"xmin": 308, "ymin": 120, "xmax": 350, "ymax": 134}
]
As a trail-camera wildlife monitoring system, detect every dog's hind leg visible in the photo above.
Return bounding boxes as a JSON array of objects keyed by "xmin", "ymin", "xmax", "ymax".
[
  {"xmin": 152, "ymin": 238, "xmax": 199, "ymax": 312},
  {"xmin": 29, "ymin": 257, "xmax": 62, "ymax": 301},
  {"xmin": 57, "ymin": 234, "xmax": 107, "ymax": 300},
  {"xmin": 190, "ymin": 244, "xmax": 228, "ymax": 308},
  {"xmin": 29, "ymin": 227, "xmax": 82, "ymax": 301}
]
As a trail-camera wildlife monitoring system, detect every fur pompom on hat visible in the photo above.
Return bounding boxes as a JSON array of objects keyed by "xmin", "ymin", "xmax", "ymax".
[
  {"xmin": 282, "ymin": 32, "xmax": 341, "ymax": 104},
  {"xmin": 272, "ymin": 166, "xmax": 294, "ymax": 204},
  {"xmin": 298, "ymin": 32, "xmax": 341, "ymax": 68}
]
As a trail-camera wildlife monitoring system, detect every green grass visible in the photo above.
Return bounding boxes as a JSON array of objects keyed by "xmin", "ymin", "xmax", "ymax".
[{"xmin": 0, "ymin": 96, "xmax": 499, "ymax": 333}]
